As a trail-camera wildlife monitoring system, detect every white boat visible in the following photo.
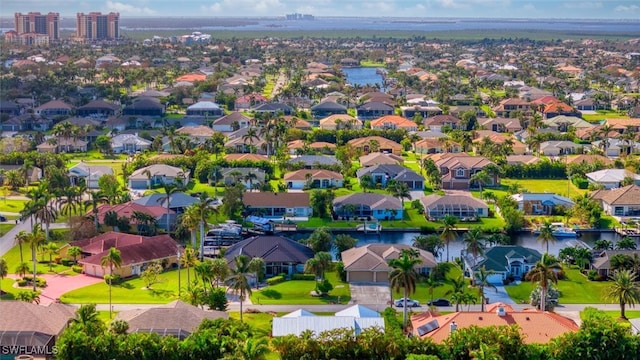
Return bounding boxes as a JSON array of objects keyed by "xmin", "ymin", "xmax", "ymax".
[{"xmin": 533, "ymin": 222, "xmax": 579, "ymax": 238}]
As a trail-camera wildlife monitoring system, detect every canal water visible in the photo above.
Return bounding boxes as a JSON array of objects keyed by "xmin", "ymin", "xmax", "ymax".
[
  {"xmin": 342, "ymin": 67, "xmax": 385, "ymax": 88},
  {"xmin": 289, "ymin": 230, "xmax": 623, "ymax": 260}
]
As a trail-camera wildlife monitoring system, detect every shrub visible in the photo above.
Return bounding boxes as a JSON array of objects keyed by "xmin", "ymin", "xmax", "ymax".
[
  {"xmin": 204, "ymin": 287, "xmax": 228, "ymax": 311},
  {"xmin": 291, "ymin": 274, "xmax": 316, "ymax": 281},
  {"xmin": 61, "ymin": 259, "xmax": 74, "ymax": 266},
  {"xmin": 317, "ymin": 279, "xmax": 333, "ymax": 295},
  {"xmin": 72, "ymin": 265, "xmax": 83, "ymax": 273},
  {"xmin": 266, "ymin": 276, "xmax": 285, "ymax": 286},
  {"xmin": 17, "ymin": 279, "xmax": 27, "ymax": 286},
  {"xmin": 587, "ymin": 269, "xmax": 598, "ymax": 281},
  {"xmin": 23, "ymin": 276, "xmax": 47, "ymax": 287},
  {"xmin": 104, "ymin": 274, "xmax": 122, "ymax": 285}
]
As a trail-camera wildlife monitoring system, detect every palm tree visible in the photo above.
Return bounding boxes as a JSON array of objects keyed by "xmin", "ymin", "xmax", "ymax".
[
  {"xmin": 607, "ymin": 269, "xmax": 640, "ymax": 320},
  {"xmin": 463, "ymin": 228, "xmax": 486, "ymax": 268},
  {"xmin": 304, "ymin": 252, "xmax": 332, "ymax": 292},
  {"xmin": 470, "ymin": 170, "xmax": 492, "ymax": 199},
  {"xmin": 181, "ymin": 206, "xmax": 199, "ymax": 249},
  {"xmin": 85, "ymin": 191, "xmax": 109, "ymax": 231},
  {"xmin": 0, "ymin": 258, "xmax": 7, "ymax": 300},
  {"xmin": 537, "ymin": 220, "xmax": 556, "ymax": 253},
  {"xmin": 45, "ymin": 242, "xmax": 59, "ymax": 272},
  {"xmin": 158, "ymin": 181, "xmax": 181, "ymax": 233},
  {"xmin": 242, "ymin": 128, "xmax": 260, "ymax": 153},
  {"xmin": 388, "ymin": 249, "xmax": 421, "ymax": 330},
  {"xmin": 440, "ymin": 214, "xmax": 458, "ymax": 262},
  {"xmin": 72, "ymin": 304, "xmax": 104, "ymax": 337},
  {"xmin": 389, "ymin": 182, "xmax": 412, "ymax": 209},
  {"xmin": 424, "ymin": 273, "xmax": 442, "ymax": 306},
  {"xmin": 101, "ymin": 247, "xmax": 122, "ymax": 319},
  {"xmin": 67, "ymin": 245, "xmax": 82, "ymax": 264},
  {"xmin": 244, "ymin": 172, "xmax": 259, "ymax": 192},
  {"xmin": 474, "ymin": 266, "xmax": 497, "ymax": 312},
  {"xmin": 192, "ymin": 192, "xmax": 217, "ymax": 260},
  {"xmin": 181, "ymin": 247, "xmax": 198, "ymax": 287},
  {"xmin": 249, "ymin": 257, "xmax": 265, "ymax": 290},
  {"xmin": 226, "ymin": 255, "xmax": 253, "ymax": 323},
  {"xmin": 526, "ymin": 253, "xmax": 562, "ymax": 311},
  {"xmin": 25, "ymin": 225, "xmax": 45, "ymax": 291},
  {"xmin": 14, "ymin": 230, "xmax": 28, "ymax": 264},
  {"xmin": 446, "ymin": 276, "xmax": 467, "ymax": 312}
]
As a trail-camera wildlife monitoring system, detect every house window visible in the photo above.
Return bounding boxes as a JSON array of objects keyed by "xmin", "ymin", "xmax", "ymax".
[
  {"xmin": 477, "ymin": 208, "xmax": 483, "ymax": 215},
  {"xmin": 456, "ymin": 169, "xmax": 465, "ymax": 177},
  {"xmin": 614, "ymin": 207, "xmax": 624, "ymax": 216}
]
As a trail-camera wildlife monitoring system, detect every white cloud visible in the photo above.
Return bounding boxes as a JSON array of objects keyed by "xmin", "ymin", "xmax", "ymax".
[
  {"xmin": 614, "ymin": 4, "xmax": 639, "ymax": 12},
  {"xmin": 523, "ymin": 3, "xmax": 536, "ymax": 11},
  {"xmin": 105, "ymin": 1, "xmax": 156, "ymax": 15},
  {"xmin": 202, "ymin": 0, "xmax": 286, "ymax": 15},
  {"xmin": 562, "ymin": 2, "xmax": 603, "ymax": 9}
]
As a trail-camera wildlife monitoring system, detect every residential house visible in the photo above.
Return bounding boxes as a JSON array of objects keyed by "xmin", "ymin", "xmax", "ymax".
[
  {"xmin": 414, "ymin": 138, "xmax": 461, "ymax": 155},
  {"xmin": 473, "ymin": 132, "xmax": 527, "ymax": 155},
  {"xmin": 68, "ymin": 162, "xmax": 114, "ymax": 189},
  {"xmin": 116, "ymin": 300, "xmax": 228, "ymax": 339},
  {"xmin": 128, "ymin": 164, "xmax": 190, "ymax": 190},
  {"xmin": 235, "ymin": 93, "xmax": 268, "ymax": 110},
  {"xmin": 76, "ymin": 100, "xmax": 120, "ymax": 117},
  {"xmin": 586, "ymin": 169, "xmax": 640, "ymax": 189},
  {"xmin": 420, "ymin": 194, "xmax": 489, "ymax": 220},
  {"xmin": 0, "ymin": 101, "xmax": 20, "ymax": 115},
  {"xmin": 341, "ymin": 244, "xmax": 436, "ymax": 283},
  {"xmin": 287, "ymin": 140, "xmax": 336, "ymax": 155},
  {"xmin": 176, "ymin": 125, "xmax": 217, "ymax": 143},
  {"xmin": 224, "ymin": 235, "xmax": 314, "ymax": 277},
  {"xmin": 543, "ymin": 115, "xmax": 593, "ymax": 132},
  {"xmin": 284, "ymin": 169, "xmax": 344, "ymax": 189},
  {"xmin": 111, "ymin": 133, "xmax": 152, "ymax": 154},
  {"xmin": 479, "ymin": 117, "xmax": 523, "ymax": 133},
  {"xmin": 359, "ymin": 152, "xmax": 404, "ymax": 167},
  {"xmin": 424, "ymin": 114, "xmax": 461, "ymax": 131},
  {"xmin": 0, "ymin": 301, "xmax": 75, "ymax": 357},
  {"xmin": 539, "ymin": 141, "xmax": 581, "ymax": 156},
  {"xmin": 38, "ymin": 137, "xmax": 88, "ymax": 153},
  {"xmin": 186, "ymin": 101, "xmax": 224, "ymax": 117},
  {"xmin": 434, "ymin": 154, "xmax": 497, "ymax": 190},
  {"xmin": 272, "ymin": 305, "xmax": 385, "ymax": 337},
  {"xmin": 71, "ymin": 232, "xmax": 179, "ymax": 277},
  {"xmin": 224, "ymin": 153, "xmax": 269, "ymax": 162},
  {"xmin": 347, "ymin": 136, "xmax": 402, "ymax": 155},
  {"xmin": 122, "ymin": 97, "xmax": 165, "ymax": 116},
  {"xmin": 212, "ymin": 112, "xmax": 251, "ymax": 132},
  {"xmin": 224, "ymin": 127, "xmax": 266, "ymax": 154},
  {"xmin": 566, "ymin": 154, "xmax": 613, "ymax": 167},
  {"xmin": 603, "ymin": 118, "xmax": 640, "ymax": 134},
  {"xmin": 34, "ymin": 100, "xmax": 73, "ymax": 118},
  {"xmin": 511, "ymin": 193, "xmax": 575, "ymax": 215},
  {"xmin": 370, "ymin": 115, "xmax": 418, "ymax": 131},
  {"xmin": 333, "ymin": 193, "xmax": 403, "ymax": 220},
  {"xmin": 219, "ymin": 167, "xmax": 266, "ymax": 189},
  {"xmin": 575, "ymin": 98, "xmax": 598, "ymax": 112},
  {"xmin": 542, "ymin": 102, "xmax": 581, "ymax": 119},
  {"xmin": 310, "ymin": 101, "xmax": 347, "ymax": 118},
  {"xmin": 592, "ymin": 138, "xmax": 640, "ymax": 157},
  {"xmin": 411, "ymin": 303, "xmax": 578, "ymax": 343},
  {"xmin": 0, "ymin": 165, "xmax": 41, "ymax": 184},
  {"xmin": 91, "ymin": 201, "xmax": 174, "ymax": 230},
  {"xmin": 252, "ymin": 102, "xmax": 294, "ymax": 115},
  {"xmin": 356, "ymin": 101, "xmax": 394, "ymax": 120},
  {"xmin": 356, "ymin": 164, "xmax": 424, "ymax": 190},
  {"xmin": 243, "ymin": 192, "xmax": 312, "ymax": 219},
  {"xmin": 318, "ymin": 114, "xmax": 362, "ymax": 130},
  {"xmin": 469, "ymin": 245, "xmax": 542, "ymax": 283},
  {"xmin": 591, "ymin": 250, "xmax": 640, "ymax": 277},
  {"xmin": 493, "ymin": 98, "xmax": 531, "ymax": 118},
  {"xmin": 288, "ymin": 155, "xmax": 340, "ymax": 168},
  {"xmin": 132, "ymin": 192, "xmax": 199, "ymax": 215},
  {"xmin": 401, "ymin": 105, "xmax": 443, "ymax": 119},
  {"xmin": 591, "ymin": 184, "xmax": 640, "ymax": 217}
]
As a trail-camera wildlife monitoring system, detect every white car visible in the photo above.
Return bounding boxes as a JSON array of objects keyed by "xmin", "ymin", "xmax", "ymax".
[{"xmin": 394, "ymin": 298, "xmax": 421, "ymax": 307}]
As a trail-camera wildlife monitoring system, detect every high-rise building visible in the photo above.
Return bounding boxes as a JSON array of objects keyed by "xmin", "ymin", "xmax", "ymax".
[
  {"xmin": 13, "ymin": 12, "xmax": 60, "ymax": 42},
  {"xmin": 76, "ymin": 12, "xmax": 119, "ymax": 41}
]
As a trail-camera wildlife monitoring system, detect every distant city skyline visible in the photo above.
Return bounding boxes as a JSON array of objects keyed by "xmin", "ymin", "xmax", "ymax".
[{"xmin": 3, "ymin": 0, "xmax": 640, "ymax": 19}]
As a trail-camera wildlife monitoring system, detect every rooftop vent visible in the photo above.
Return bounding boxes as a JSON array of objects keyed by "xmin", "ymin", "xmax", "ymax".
[{"xmin": 497, "ymin": 306, "xmax": 506, "ymax": 317}]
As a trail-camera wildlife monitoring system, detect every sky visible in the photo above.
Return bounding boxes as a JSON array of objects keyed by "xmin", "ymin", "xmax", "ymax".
[{"xmin": 3, "ymin": 0, "xmax": 639, "ymax": 19}]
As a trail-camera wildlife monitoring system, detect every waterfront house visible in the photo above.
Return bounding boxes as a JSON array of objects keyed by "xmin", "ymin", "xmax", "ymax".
[
  {"xmin": 283, "ymin": 169, "xmax": 344, "ymax": 189},
  {"xmin": 591, "ymin": 250, "xmax": 640, "ymax": 277},
  {"xmin": 128, "ymin": 164, "xmax": 189, "ymax": 190},
  {"xmin": 511, "ymin": 193, "xmax": 575, "ymax": 215},
  {"xmin": 586, "ymin": 169, "xmax": 640, "ymax": 189},
  {"xmin": 356, "ymin": 164, "xmax": 424, "ymax": 190},
  {"xmin": 341, "ymin": 244, "xmax": 436, "ymax": 283},
  {"xmin": 243, "ymin": 192, "xmax": 312, "ymax": 219},
  {"xmin": 347, "ymin": 136, "xmax": 402, "ymax": 155},
  {"xmin": 434, "ymin": 154, "xmax": 497, "ymax": 190},
  {"xmin": 590, "ymin": 184, "xmax": 640, "ymax": 217},
  {"xmin": 469, "ymin": 246, "xmax": 542, "ymax": 283},
  {"xmin": 333, "ymin": 193, "xmax": 403, "ymax": 220},
  {"xmin": 420, "ymin": 194, "xmax": 489, "ymax": 220}
]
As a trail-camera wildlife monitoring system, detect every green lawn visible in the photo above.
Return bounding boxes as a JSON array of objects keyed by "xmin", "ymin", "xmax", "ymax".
[
  {"xmin": 393, "ymin": 266, "xmax": 477, "ymax": 305},
  {"xmin": 2, "ymin": 238, "xmax": 74, "ymax": 275},
  {"xmin": 0, "ymin": 278, "xmax": 19, "ymax": 300},
  {"xmin": 250, "ymin": 272, "xmax": 350, "ymax": 305},
  {"xmin": 504, "ymin": 268, "xmax": 611, "ymax": 304},
  {"xmin": 500, "ymin": 178, "xmax": 586, "ymax": 198},
  {"xmin": 582, "ymin": 110, "xmax": 629, "ymax": 123},
  {"xmin": 360, "ymin": 60, "xmax": 386, "ymax": 67},
  {"xmin": 65, "ymin": 149, "xmax": 126, "ymax": 161},
  {"xmin": 0, "ymin": 199, "xmax": 28, "ymax": 214},
  {"xmin": 61, "ymin": 268, "xmax": 186, "ymax": 304}
]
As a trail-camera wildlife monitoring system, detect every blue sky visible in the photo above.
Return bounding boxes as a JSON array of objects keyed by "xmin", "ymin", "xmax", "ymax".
[{"xmin": 3, "ymin": 0, "xmax": 639, "ymax": 19}]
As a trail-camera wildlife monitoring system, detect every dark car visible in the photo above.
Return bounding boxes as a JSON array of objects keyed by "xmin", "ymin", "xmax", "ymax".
[
  {"xmin": 0, "ymin": 214, "xmax": 6, "ymax": 222},
  {"xmin": 427, "ymin": 298, "xmax": 451, "ymax": 307}
]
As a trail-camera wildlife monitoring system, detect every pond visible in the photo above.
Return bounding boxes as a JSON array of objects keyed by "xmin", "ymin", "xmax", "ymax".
[{"xmin": 342, "ymin": 67, "xmax": 385, "ymax": 88}]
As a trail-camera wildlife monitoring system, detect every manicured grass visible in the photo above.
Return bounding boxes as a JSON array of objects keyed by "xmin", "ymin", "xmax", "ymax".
[
  {"xmin": 250, "ymin": 272, "xmax": 350, "ymax": 305},
  {"xmin": 504, "ymin": 268, "xmax": 611, "ymax": 304},
  {"xmin": 3, "ymin": 239, "xmax": 74, "ymax": 275},
  {"xmin": 360, "ymin": 60, "xmax": 386, "ymax": 67},
  {"xmin": 584, "ymin": 310, "xmax": 640, "ymax": 323},
  {"xmin": 582, "ymin": 110, "xmax": 629, "ymax": 122},
  {"xmin": 500, "ymin": 178, "xmax": 586, "ymax": 198},
  {"xmin": 0, "ymin": 223, "xmax": 15, "ymax": 235},
  {"xmin": 65, "ymin": 149, "xmax": 126, "ymax": 161},
  {"xmin": 0, "ymin": 199, "xmax": 28, "ymax": 214},
  {"xmin": 0, "ymin": 278, "xmax": 19, "ymax": 300},
  {"xmin": 392, "ymin": 266, "xmax": 477, "ymax": 305},
  {"xmin": 229, "ymin": 312, "xmax": 274, "ymax": 336}
]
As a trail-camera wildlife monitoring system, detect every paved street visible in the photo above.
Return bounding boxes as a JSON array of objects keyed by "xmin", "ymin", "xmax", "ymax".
[{"xmin": 0, "ymin": 221, "xmax": 68, "ymax": 258}]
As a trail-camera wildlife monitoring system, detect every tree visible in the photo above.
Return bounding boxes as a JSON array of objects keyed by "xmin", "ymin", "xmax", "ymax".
[
  {"xmin": 440, "ymin": 215, "xmax": 458, "ymax": 262},
  {"xmin": 0, "ymin": 258, "xmax": 7, "ymax": 299},
  {"xmin": 304, "ymin": 252, "xmax": 333, "ymax": 293},
  {"xmin": 616, "ymin": 236, "xmax": 637, "ymax": 250},
  {"xmin": 309, "ymin": 189, "xmax": 335, "ymax": 218},
  {"xmin": 537, "ymin": 220, "xmax": 556, "ymax": 253},
  {"xmin": 470, "ymin": 170, "xmax": 492, "ymax": 199},
  {"xmin": 101, "ymin": 247, "xmax": 122, "ymax": 319},
  {"xmin": 45, "ymin": 242, "xmax": 59, "ymax": 272},
  {"xmin": 158, "ymin": 181, "xmax": 182, "ymax": 233},
  {"xmin": 526, "ymin": 253, "xmax": 562, "ymax": 312},
  {"xmin": 25, "ymin": 225, "xmax": 45, "ymax": 291},
  {"xmin": 15, "ymin": 262, "xmax": 29, "ymax": 278},
  {"xmin": 71, "ymin": 304, "xmax": 105, "ymax": 337},
  {"xmin": 67, "ymin": 245, "xmax": 82, "ymax": 264},
  {"xmin": 446, "ymin": 276, "xmax": 467, "ymax": 312},
  {"xmin": 607, "ymin": 269, "xmax": 640, "ymax": 320},
  {"xmin": 14, "ymin": 230, "xmax": 28, "ymax": 265},
  {"xmin": 474, "ymin": 266, "xmax": 497, "ymax": 312},
  {"xmin": 306, "ymin": 227, "xmax": 333, "ymax": 253},
  {"xmin": 210, "ymin": 257, "xmax": 230, "ymax": 288},
  {"xmin": 98, "ymin": 174, "xmax": 121, "ymax": 204},
  {"xmin": 463, "ymin": 228, "xmax": 485, "ymax": 268},
  {"xmin": 95, "ymin": 135, "xmax": 113, "ymax": 155},
  {"xmin": 388, "ymin": 249, "xmax": 421, "ymax": 330},
  {"xmin": 141, "ymin": 261, "xmax": 163, "ymax": 289},
  {"xmin": 388, "ymin": 181, "xmax": 411, "ymax": 208},
  {"xmin": 249, "ymin": 257, "xmax": 265, "ymax": 289},
  {"xmin": 181, "ymin": 247, "xmax": 198, "ymax": 287},
  {"xmin": 85, "ymin": 191, "xmax": 109, "ymax": 231},
  {"xmin": 191, "ymin": 192, "xmax": 218, "ymax": 260},
  {"xmin": 226, "ymin": 255, "xmax": 252, "ymax": 322},
  {"xmin": 413, "ymin": 234, "xmax": 444, "ymax": 259},
  {"xmin": 334, "ymin": 234, "xmax": 357, "ymax": 260}
]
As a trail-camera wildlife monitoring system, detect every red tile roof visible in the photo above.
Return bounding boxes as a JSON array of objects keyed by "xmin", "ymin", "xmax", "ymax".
[
  {"xmin": 91, "ymin": 202, "xmax": 173, "ymax": 223},
  {"xmin": 77, "ymin": 232, "xmax": 179, "ymax": 267}
]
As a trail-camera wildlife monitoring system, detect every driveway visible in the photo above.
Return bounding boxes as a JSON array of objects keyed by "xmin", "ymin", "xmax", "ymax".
[
  {"xmin": 36, "ymin": 273, "xmax": 102, "ymax": 305},
  {"xmin": 484, "ymin": 284, "xmax": 516, "ymax": 305},
  {"xmin": 349, "ymin": 283, "xmax": 391, "ymax": 305}
]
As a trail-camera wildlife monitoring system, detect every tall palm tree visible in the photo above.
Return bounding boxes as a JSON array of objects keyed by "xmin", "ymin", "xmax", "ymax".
[
  {"xmin": 537, "ymin": 220, "xmax": 556, "ymax": 253},
  {"xmin": 226, "ymin": 254, "xmax": 253, "ymax": 322},
  {"xmin": 181, "ymin": 247, "xmax": 198, "ymax": 287},
  {"xmin": 244, "ymin": 172, "xmax": 259, "ymax": 192},
  {"xmin": 446, "ymin": 276, "xmax": 467, "ymax": 312},
  {"xmin": 440, "ymin": 214, "xmax": 458, "ymax": 262},
  {"xmin": 389, "ymin": 182, "xmax": 412, "ymax": 209},
  {"xmin": 72, "ymin": 304, "xmax": 104, "ymax": 337},
  {"xmin": 470, "ymin": 170, "xmax": 492, "ymax": 199},
  {"xmin": 84, "ymin": 191, "xmax": 109, "ymax": 231},
  {"xmin": 249, "ymin": 257, "xmax": 265, "ymax": 290},
  {"xmin": 192, "ymin": 192, "xmax": 217, "ymax": 260},
  {"xmin": 101, "ymin": 247, "xmax": 122, "ymax": 319},
  {"xmin": 463, "ymin": 228, "xmax": 486, "ymax": 268},
  {"xmin": 607, "ymin": 269, "xmax": 640, "ymax": 320},
  {"xmin": 158, "ymin": 181, "xmax": 181, "ymax": 233},
  {"xmin": 242, "ymin": 128, "xmax": 260, "ymax": 153},
  {"xmin": 388, "ymin": 249, "xmax": 421, "ymax": 330},
  {"xmin": 0, "ymin": 258, "xmax": 7, "ymax": 300},
  {"xmin": 475, "ymin": 266, "xmax": 497, "ymax": 312},
  {"xmin": 181, "ymin": 206, "xmax": 199, "ymax": 249},
  {"xmin": 526, "ymin": 253, "xmax": 562, "ymax": 311},
  {"xmin": 25, "ymin": 225, "xmax": 45, "ymax": 291},
  {"xmin": 14, "ymin": 230, "xmax": 28, "ymax": 264}
]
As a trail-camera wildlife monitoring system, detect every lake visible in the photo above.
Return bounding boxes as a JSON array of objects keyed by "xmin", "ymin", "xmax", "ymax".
[{"xmin": 342, "ymin": 67, "xmax": 385, "ymax": 88}]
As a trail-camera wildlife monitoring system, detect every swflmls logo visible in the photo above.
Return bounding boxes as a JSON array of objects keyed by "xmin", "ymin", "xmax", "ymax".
[{"xmin": 0, "ymin": 345, "xmax": 58, "ymax": 355}]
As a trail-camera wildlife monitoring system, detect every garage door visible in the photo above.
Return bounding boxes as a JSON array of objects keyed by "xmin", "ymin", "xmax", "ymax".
[
  {"xmin": 375, "ymin": 271, "xmax": 388, "ymax": 283},
  {"xmin": 348, "ymin": 271, "xmax": 373, "ymax": 282},
  {"xmin": 487, "ymin": 273, "xmax": 504, "ymax": 284}
]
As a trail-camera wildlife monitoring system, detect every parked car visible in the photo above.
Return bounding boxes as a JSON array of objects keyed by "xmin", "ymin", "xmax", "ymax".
[
  {"xmin": 427, "ymin": 298, "xmax": 451, "ymax": 307},
  {"xmin": 394, "ymin": 298, "xmax": 421, "ymax": 307},
  {"xmin": 0, "ymin": 214, "xmax": 6, "ymax": 222}
]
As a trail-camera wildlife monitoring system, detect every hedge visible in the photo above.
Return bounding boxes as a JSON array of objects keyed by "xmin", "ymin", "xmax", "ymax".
[
  {"xmin": 266, "ymin": 275, "xmax": 285, "ymax": 285},
  {"xmin": 291, "ymin": 274, "xmax": 316, "ymax": 281}
]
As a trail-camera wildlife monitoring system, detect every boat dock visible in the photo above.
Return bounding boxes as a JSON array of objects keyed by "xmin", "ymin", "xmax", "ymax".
[{"xmin": 615, "ymin": 227, "xmax": 640, "ymax": 237}]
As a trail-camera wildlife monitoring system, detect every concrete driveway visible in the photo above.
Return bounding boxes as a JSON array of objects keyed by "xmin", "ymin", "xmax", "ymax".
[
  {"xmin": 349, "ymin": 283, "xmax": 391, "ymax": 305},
  {"xmin": 484, "ymin": 284, "xmax": 516, "ymax": 305},
  {"xmin": 36, "ymin": 273, "xmax": 102, "ymax": 305}
]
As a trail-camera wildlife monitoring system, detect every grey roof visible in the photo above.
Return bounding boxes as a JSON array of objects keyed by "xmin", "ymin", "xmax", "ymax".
[
  {"xmin": 213, "ymin": 112, "xmax": 251, "ymax": 125},
  {"xmin": 421, "ymin": 194, "xmax": 488, "ymax": 209},
  {"xmin": 333, "ymin": 193, "xmax": 402, "ymax": 210},
  {"xmin": 356, "ymin": 164, "xmax": 424, "ymax": 182},
  {"xmin": 473, "ymin": 246, "xmax": 542, "ymax": 272},
  {"xmin": 311, "ymin": 101, "xmax": 347, "ymax": 111},
  {"xmin": 220, "ymin": 167, "xmax": 266, "ymax": 182},
  {"xmin": 224, "ymin": 235, "xmax": 315, "ymax": 265},
  {"xmin": 288, "ymin": 155, "xmax": 340, "ymax": 166},
  {"xmin": 133, "ymin": 192, "xmax": 199, "ymax": 208},
  {"xmin": 187, "ymin": 101, "xmax": 221, "ymax": 110},
  {"xmin": 272, "ymin": 306, "xmax": 384, "ymax": 337},
  {"xmin": 586, "ymin": 169, "xmax": 640, "ymax": 183},
  {"xmin": 0, "ymin": 301, "xmax": 75, "ymax": 335},
  {"xmin": 129, "ymin": 164, "xmax": 188, "ymax": 180},
  {"xmin": 356, "ymin": 101, "xmax": 394, "ymax": 111},
  {"xmin": 253, "ymin": 103, "xmax": 293, "ymax": 112},
  {"xmin": 77, "ymin": 99, "xmax": 119, "ymax": 111},
  {"xmin": 125, "ymin": 97, "xmax": 164, "ymax": 110}
]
